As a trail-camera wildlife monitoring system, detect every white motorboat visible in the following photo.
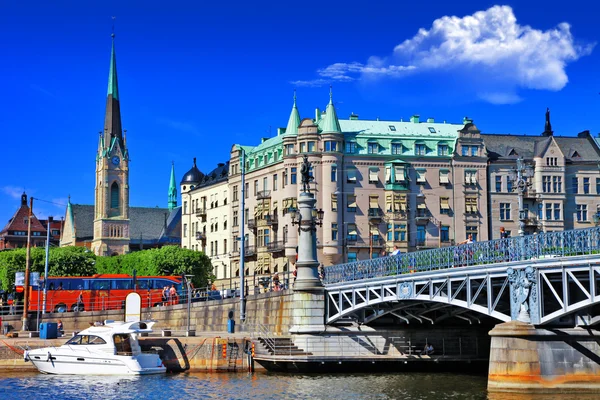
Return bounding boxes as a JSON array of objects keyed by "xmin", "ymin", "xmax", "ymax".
[{"xmin": 25, "ymin": 320, "xmax": 166, "ymax": 375}]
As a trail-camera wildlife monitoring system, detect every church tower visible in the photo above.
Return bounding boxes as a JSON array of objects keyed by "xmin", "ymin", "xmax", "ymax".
[{"xmin": 92, "ymin": 33, "xmax": 131, "ymax": 256}]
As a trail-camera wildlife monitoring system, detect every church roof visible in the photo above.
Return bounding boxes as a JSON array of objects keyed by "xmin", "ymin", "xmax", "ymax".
[
  {"xmin": 103, "ymin": 35, "xmax": 124, "ymax": 149},
  {"xmin": 68, "ymin": 204, "xmax": 181, "ymax": 245}
]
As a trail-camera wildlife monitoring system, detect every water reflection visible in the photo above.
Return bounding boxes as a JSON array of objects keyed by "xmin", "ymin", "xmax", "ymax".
[{"xmin": 0, "ymin": 372, "xmax": 592, "ymax": 400}]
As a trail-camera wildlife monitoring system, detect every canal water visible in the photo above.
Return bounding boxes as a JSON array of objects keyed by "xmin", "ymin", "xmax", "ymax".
[{"xmin": 0, "ymin": 372, "xmax": 594, "ymax": 400}]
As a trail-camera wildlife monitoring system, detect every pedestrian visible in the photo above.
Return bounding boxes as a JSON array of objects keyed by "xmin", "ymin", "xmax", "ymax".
[
  {"xmin": 273, "ymin": 273, "xmax": 280, "ymax": 291},
  {"xmin": 500, "ymin": 226, "xmax": 508, "ymax": 239},
  {"xmin": 391, "ymin": 245, "xmax": 400, "ymax": 256},
  {"xmin": 57, "ymin": 320, "xmax": 64, "ymax": 336},
  {"xmin": 162, "ymin": 286, "xmax": 169, "ymax": 306},
  {"xmin": 76, "ymin": 291, "xmax": 84, "ymax": 312},
  {"xmin": 318, "ymin": 264, "xmax": 325, "ymax": 281},
  {"xmin": 169, "ymin": 285, "xmax": 178, "ymax": 305}
]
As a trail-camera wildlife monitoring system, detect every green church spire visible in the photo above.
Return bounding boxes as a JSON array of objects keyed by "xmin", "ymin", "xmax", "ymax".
[
  {"xmin": 103, "ymin": 33, "xmax": 124, "ymax": 146},
  {"xmin": 107, "ymin": 34, "xmax": 119, "ymax": 100},
  {"xmin": 321, "ymin": 86, "xmax": 341, "ymax": 133},
  {"xmin": 285, "ymin": 90, "xmax": 301, "ymax": 135},
  {"xmin": 168, "ymin": 162, "xmax": 177, "ymax": 211}
]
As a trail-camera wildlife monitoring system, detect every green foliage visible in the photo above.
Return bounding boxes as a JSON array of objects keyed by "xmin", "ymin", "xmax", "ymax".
[{"xmin": 95, "ymin": 246, "xmax": 214, "ymax": 287}]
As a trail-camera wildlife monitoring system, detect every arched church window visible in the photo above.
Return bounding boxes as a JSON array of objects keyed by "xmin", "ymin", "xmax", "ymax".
[{"xmin": 111, "ymin": 182, "xmax": 119, "ymax": 209}]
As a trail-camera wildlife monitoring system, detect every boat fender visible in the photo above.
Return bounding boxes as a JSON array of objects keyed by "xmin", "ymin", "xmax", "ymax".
[{"xmin": 23, "ymin": 350, "xmax": 30, "ymax": 362}]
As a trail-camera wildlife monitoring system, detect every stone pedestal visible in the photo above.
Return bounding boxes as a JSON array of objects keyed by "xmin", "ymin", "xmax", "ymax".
[
  {"xmin": 293, "ymin": 192, "xmax": 324, "ymax": 293},
  {"xmin": 289, "ymin": 291, "xmax": 325, "ymax": 333},
  {"xmin": 488, "ymin": 321, "xmax": 600, "ymax": 393}
]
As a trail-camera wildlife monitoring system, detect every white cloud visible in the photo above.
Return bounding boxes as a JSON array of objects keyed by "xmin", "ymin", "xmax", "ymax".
[
  {"xmin": 2, "ymin": 186, "xmax": 24, "ymax": 199},
  {"xmin": 293, "ymin": 6, "xmax": 594, "ymax": 102}
]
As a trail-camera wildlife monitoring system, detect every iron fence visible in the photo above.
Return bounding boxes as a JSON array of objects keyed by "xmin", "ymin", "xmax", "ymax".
[{"xmin": 324, "ymin": 226, "xmax": 600, "ymax": 285}]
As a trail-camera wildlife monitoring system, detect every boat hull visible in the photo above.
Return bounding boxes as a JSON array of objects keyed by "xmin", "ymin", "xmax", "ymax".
[{"xmin": 27, "ymin": 349, "xmax": 166, "ymax": 375}]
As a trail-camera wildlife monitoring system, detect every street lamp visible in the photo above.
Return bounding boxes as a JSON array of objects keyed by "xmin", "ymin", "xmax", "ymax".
[
  {"xmin": 508, "ymin": 157, "xmax": 534, "ymax": 236},
  {"xmin": 42, "ymin": 216, "xmax": 53, "ymax": 316},
  {"xmin": 184, "ymin": 274, "xmax": 194, "ymax": 336}
]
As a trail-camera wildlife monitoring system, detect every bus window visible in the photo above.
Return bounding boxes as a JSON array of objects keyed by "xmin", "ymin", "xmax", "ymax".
[
  {"xmin": 49, "ymin": 282, "xmax": 55, "ymax": 290},
  {"xmin": 68, "ymin": 279, "xmax": 85, "ymax": 290},
  {"xmin": 137, "ymin": 280, "xmax": 150, "ymax": 290},
  {"xmin": 113, "ymin": 280, "xmax": 132, "ymax": 290},
  {"xmin": 90, "ymin": 280, "xmax": 110, "ymax": 290}
]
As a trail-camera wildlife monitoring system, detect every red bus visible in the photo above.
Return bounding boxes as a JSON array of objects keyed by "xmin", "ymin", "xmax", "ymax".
[{"xmin": 28, "ymin": 274, "xmax": 185, "ymax": 313}]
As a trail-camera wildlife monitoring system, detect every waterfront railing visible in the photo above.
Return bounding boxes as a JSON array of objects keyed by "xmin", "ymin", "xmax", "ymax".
[{"xmin": 324, "ymin": 226, "xmax": 600, "ymax": 285}]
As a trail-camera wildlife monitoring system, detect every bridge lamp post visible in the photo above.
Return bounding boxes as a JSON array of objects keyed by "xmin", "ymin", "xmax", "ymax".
[{"xmin": 508, "ymin": 157, "xmax": 534, "ymax": 237}]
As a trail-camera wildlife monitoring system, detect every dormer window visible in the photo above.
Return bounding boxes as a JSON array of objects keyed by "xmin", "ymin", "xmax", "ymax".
[
  {"xmin": 389, "ymin": 125, "xmax": 396, "ymax": 131},
  {"xmin": 428, "ymin": 127, "xmax": 436, "ymax": 133},
  {"xmin": 346, "ymin": 141, "xmax": 358, "ymax": 154},
  {"xmin": 367, "ymin": 141, "xmax": 379, "ymax": 154},
  {"xmin": 391, "ymin": 142, "xmax": 402, "ymax": 155},
  {"xmin": 415, "ymin": 143, "xmax": 426, "ymax": 156},
  {"xmin": 438, "ymin": 144, "xmax": 449, "ymax": 156}
]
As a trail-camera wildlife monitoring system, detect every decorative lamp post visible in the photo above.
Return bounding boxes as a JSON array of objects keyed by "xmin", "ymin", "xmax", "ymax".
[{"xmin": 290, "ymin": 155, "xmax": 325, "ymax": 292}]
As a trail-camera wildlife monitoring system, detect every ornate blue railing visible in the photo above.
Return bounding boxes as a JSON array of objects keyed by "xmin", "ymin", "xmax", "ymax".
[{"xmin": 323, "ymin": 227, "xmax": 600, "ymax": 285}]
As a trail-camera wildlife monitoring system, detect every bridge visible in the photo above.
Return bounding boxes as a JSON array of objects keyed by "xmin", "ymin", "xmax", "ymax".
[{"xmin": 324, "ymin": 227, "xmax": 600, "ymax": 326}]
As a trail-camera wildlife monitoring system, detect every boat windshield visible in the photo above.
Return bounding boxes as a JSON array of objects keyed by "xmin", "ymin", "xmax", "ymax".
[
  {"xmin": 66, "ymin": 335, "xmax": 107, "ymax": 345},
  {"xmin": 114, "ymin": 334, "xmax": 133, "ymax": 355}
]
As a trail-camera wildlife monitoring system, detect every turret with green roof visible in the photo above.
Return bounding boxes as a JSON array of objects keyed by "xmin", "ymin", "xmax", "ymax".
[
  {"xmin": 320, "ymin": 87, "xmax": 341, "ymax": 133},
  {"xmin": 284, "ymin": 90, "xmax": 301, "ymax": 136}
]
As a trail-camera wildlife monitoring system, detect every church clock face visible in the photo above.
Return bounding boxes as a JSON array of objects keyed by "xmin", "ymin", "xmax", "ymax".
[{"xmin": 111, "ymin": 156, "xmax": 120, "ymax": 166}]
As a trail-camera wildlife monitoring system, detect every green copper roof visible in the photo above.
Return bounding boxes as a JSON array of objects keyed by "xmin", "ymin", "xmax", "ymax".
[
  {"xmin": 285, "ymin": 91, "xmax": 301, "ymax": 135},
  {"xmin": 168, "ymin": 162, "xmax": 177, "ymax": 211},
  {"xmin": 320, "ymin": 88, "xmax": 341, "ymax": 133},
  {"xmin": 107, "ymin": 37, "xmax": 119, "ymax": 100}
]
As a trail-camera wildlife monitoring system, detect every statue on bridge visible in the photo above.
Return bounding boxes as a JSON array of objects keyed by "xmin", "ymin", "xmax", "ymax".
[
  {"xmin": 300, "ymin": 154, "xmax": 313, "ymax": 193},
  {"xmin": 507, "ymin": 266, "xmax": 539, "ymax": 324}
]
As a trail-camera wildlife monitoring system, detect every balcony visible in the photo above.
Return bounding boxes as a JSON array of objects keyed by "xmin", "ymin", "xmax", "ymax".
[
  {"xmin": 195, "ymin": 231, "xmax": 206, "ymax": 241},
  {"xmin": 248, "ymin": 219, "xmax": 257, "ymax": 230},
  {"xmin": 525, "ymin": 217, "xmax": 540, "ymax": 227},
  {"xmin": 385, "ymin": 210, "xmax": 408, "ymax": 221},
  {"xmin": 195, "ymin": 208, "xmax": 206, "ymax": 217},
  {"xmin": 368, "ymin": 208, "xmax": 383, "ymax": 221},
  {"xmin": 244, "ymin": 246, "xmax": 257, "ymax": 257},
  {"xmin": 524, "ymin": 189, "xmax": 538, "ymax": 199},
  {"xmin": 230, "ymin": 249, "xmax": 240, "ymax": 257},
  {"xmin": 369, "ymin": 237, "xmax": 385, "ymax": 248},
  {"xmin": 266, "ymin": 240, "xmax": 285, "ymax": 253},
  {"xmin": 415, "ymin": 210, "xmax": 430, "ymax": 225},
  {"xmin": 256, "ymin": 190, "xmax": 271, "ymax": 200},
  {"xmin": 265, "ymin": 214, "xmax": 278, "ymax": 226},
  {"xmin": 345, "ymin": 237, "xmax": 367, "ymax": 247}
]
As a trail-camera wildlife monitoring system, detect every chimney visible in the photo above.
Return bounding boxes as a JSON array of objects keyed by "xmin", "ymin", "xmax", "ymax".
[
  {"xmin": 426, "ymin": 118, "xmax": 434, "ymax": 123},
  {"xmin": 410, "ymin": 115, "xmax": 420, "ymax": 123},
  {"xmin": 315, "ymin": 108, "xmax": 321, "ymax": 121}
]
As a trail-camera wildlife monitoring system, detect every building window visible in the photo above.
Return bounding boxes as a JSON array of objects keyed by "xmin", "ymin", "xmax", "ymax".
[
  {"xmin": 285, "ymin": 144, "xmax": 294, "ymax": 155},
  {"xmin": 440, "ymin": 197, "xmax": 450, "ymax": 214},
  {"xmin": 462, "ymin": 146, "xmax": 469, "ymax": 156},
  {"xmin": 273, "ymin": 174, "xmax": 278, "ymax": 191},
  {"xmin": 263, "ymin": 177, "xmax": 268, "ymax": 191},
  {"xmin": 441, "ymin": 226, "xmax": 450, "ymax": 242},
  {"xmin": 369, "ymin": 168, "xmax": 378, "ymax": 183},
  {"xmin": 368, "ymin": 142, "xmax": 378, "ymax": 154},
  {"xmin": 466, "ymin": 226, "xmax": 478, "ymax": 241},
  {"xmin": 388, "ymin": 224, "xmax": 407, "ymax": 241},
  {"xmin": 299, "ymin": 142, "xmax": 306, "ymax": 153},
  {"xmin": 331, "ymin": 194, "xmax": 338, "ymax": 211},
  {"xmin": 348, "ymin": 252, "xmax": 357, "ymax": 263},
  {"xmin": 308, "ymin": 141, "xmax": 315, "ymax": 152},
  {"xmin": 415, "ymin": 143, "xmax": 426, "ymax": 156},
  {"xmin": 325, "ymin": 141, "xmax": 337, "ymax": 152},
  {"xmin": 538, "ymin": 204, "xmax": 543, "ymax": 219},
  {"xmin": 465, "ymin": 197, "xmax": 478, "ymax": 214},
  {"xmin": 465, "ymin": 170, "xmax": 477, "ymax": 185},
  {"xmin": 245, "ymin": 182, "xmax": 249, "ymax": 199},
  {"xmin": 507, "ymin": 179, "xmax": 513, "ymax": 193},
  {"xmin": 291, "ymin": 168, "xmax": 297, "ymax": 184},
  {"xmin": 245, "ymin": 208, "xmax": 249, "ymax": 224},
  {"xmin": 496, "ymin": 176, "xmax": 502, "ymax": 192},
  {"xmin": 500, "ymin": 203, "xmax": 511, "ymax": 220},
  {"xmin": 584, "ymin": 177, "xmax": 590, "ymax": 194},
  {"xmin": 233, "ymin": 210, "xmax": 238, "ymax": 227},
  {"xmin": 438, "ymin": 144, "xmax": 449, "ymax": 156},
  {"xmin": 554, "ymin": 203, "xmax": 561, "ymax": 220},
  {"xmin": 546, "ymin": 157, "xmax": 557, "ymax": 166},
  {"xmin": 471, "ymin": 146, "xmax": 478, "ymax": 156},
  {"xmin": 233, "ymin": 185, "xmax": 238, "ymax": 201},
  {"xmin": 416, "ymin": 169, "xmax": 426, "ymax": 184},
  {"xmin": 110, "ymin": 182, "xmax": 120, "ymax": 209},
  {"xmin": 331, "ymin": 165, "xmax": 337, "ymax": 182},
  {"xmin": 347, "ymin": 168, "xmax": 357, "ymax": 183},
  {"xmin": 347, "ymin": 195, "xmax": 357, "ymax": 212},
  {"xmin": 439, "ymin": 170, "xmax": 450, "ymax": 185},
  {"xmin": 572, "ymin": 177, "xmax": 579, "ymax": 194},
  {"xmin": 552, "ymin": 176, "xmax": 562, "ymax": 193},
  {"xmin": 391, "ymin": 143, "xmax": 402, "ymax": 155},
  {"xmin": 346, "ymin": 142, "xmax": 357, "ymax": 153},
  {"xmin": 183, "ymin": 223, "xmax": 188, "ymax": 238},
  {"xmin": 597, "ymin": 178, "xmax": 600, "ymax": 194},
  {"xmin": 577, "ymin": 204, "xmax": 588, "ymax": 222},
  {"xmin": 347, "ymin": 224, "xmax": 357, "ymax": 241},
  {"xmin": 183, "ymin": 200, "xmax": 187, "ymax": 215},
  {"xmin": 332, "ymin": 223, "xmax": 338, "ymax": 241},
  {"xmin": 224, "ymin": 239, "xmax": 227, "ymax": 253},
  {"xmin": 416, "ymin": 226, "xmax": 426, "ymax": 246}
]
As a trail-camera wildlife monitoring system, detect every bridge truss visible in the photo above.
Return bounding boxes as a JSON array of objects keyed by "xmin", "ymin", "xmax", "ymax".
[{"xmin": 325, "ymin": 256, "xmax": 600, "ymax": 326}]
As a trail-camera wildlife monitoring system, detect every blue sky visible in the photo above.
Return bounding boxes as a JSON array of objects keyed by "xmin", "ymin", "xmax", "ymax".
[{"xmin": 1, "ymin": 0, "xmax": 599, "ymax": 227}]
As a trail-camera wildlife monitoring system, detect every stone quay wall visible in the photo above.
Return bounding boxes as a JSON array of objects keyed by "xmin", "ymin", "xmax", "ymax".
[{"xmin": 488, "ymin": 321, "xmax": 600, "ymax": 394}]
